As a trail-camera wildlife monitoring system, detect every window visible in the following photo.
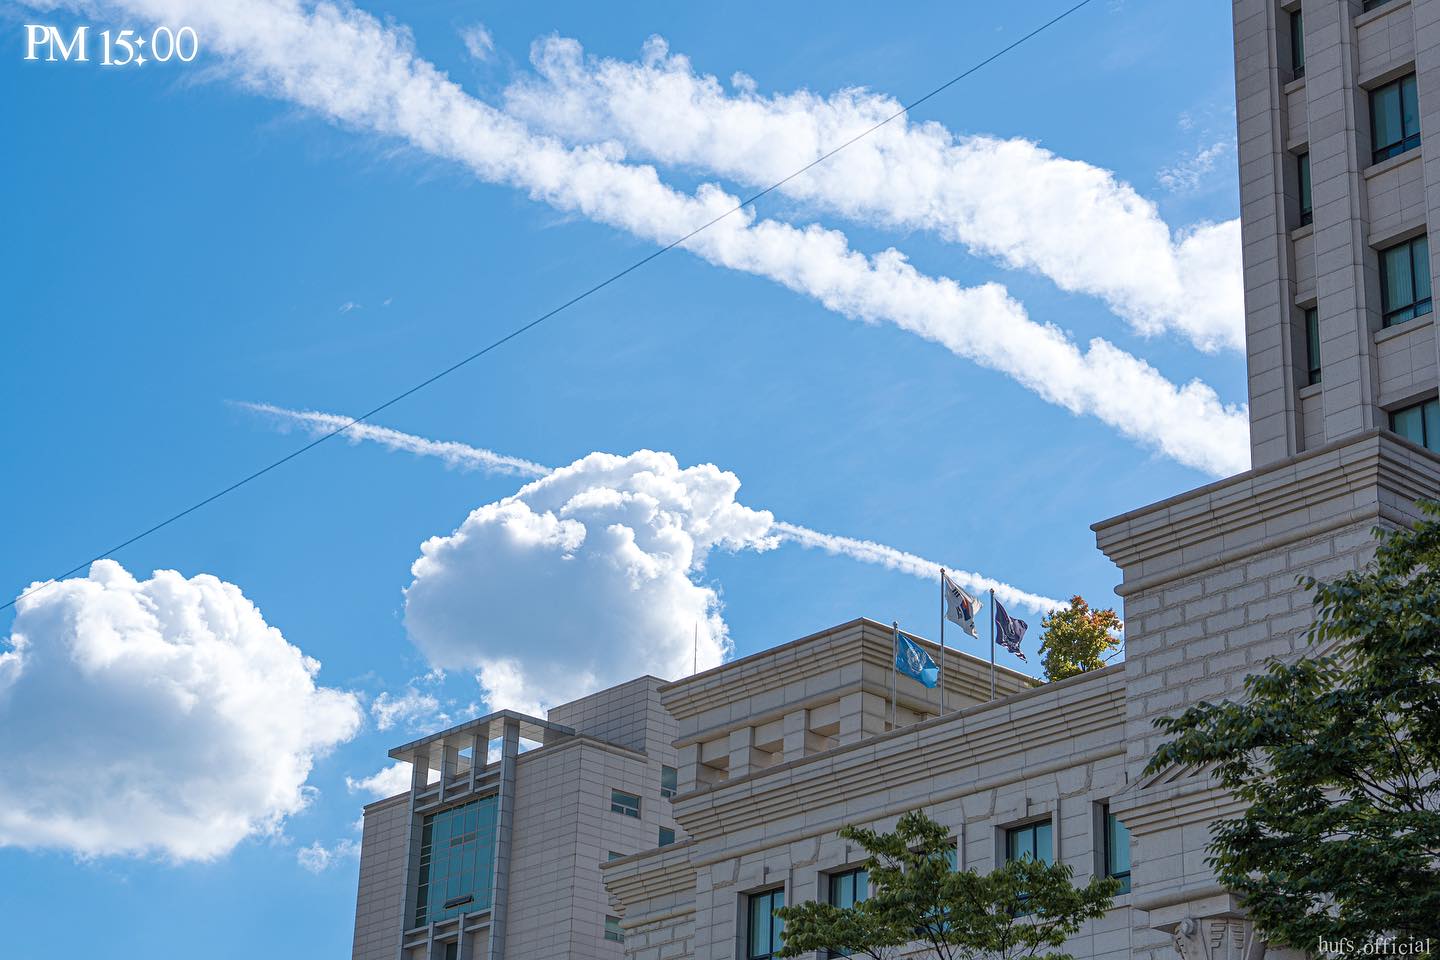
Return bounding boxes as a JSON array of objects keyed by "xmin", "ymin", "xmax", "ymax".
[
  {"xmin": 610, "ymin": 789, "xmax": 641, "ymax": 818},
  {"xmin": 1104, "ymin": 809, "xmax": 1132, "ymax": 895},
  {"xmin": 1297, "ymin": 152, "xmax": 1312, "ymax": 226},
  {"xmin": 413, "ymin": 795, "xmax": 500, "ymax": 928},
  {"xmin": 747, "ymin": 888, "xmax": 786, "ymax": 960},
  {"xmin": 607, "ymin": 850, "xmax": 625, "ymax": 862},
  {"xmin": 1371, "ymin": 74, "xmax": 1421, "ymax": 163},
  {"xmin": 1290, "ymin": 10, "xmax": 1305, "ymax": 79},
  {"xmin": 605, "ymin": 915, "xmax": 625, "ymax": 943},
  {"xmin": 442, "ymin": 943, "xmax": 458, "ymax": 960},
  {"xmin": 1392, "ymin": 398, "xmax": 1440, "ymax": 452},
  {"xmin": 1005, "ymin": 820, "xmax": 1053, "ymax": 865},
  {"xmin": 659, "ymin": 827, "xmax": 676, "ymax": 847},
  {"xmin": 828, "ymin": 867, "xmax": 868, "ymax": 906},
  {"xmin": 1380, "ymin": 235, "xmax": 1433, "ymax": 327},
  {"xmin": 1304, "ymin": 307, "xmax": 1321, "ymax": 385},
  {"xmin": 660, "ymin": 765, "xmax": 678, "ymax": 800},
  {"xmin": 1364, "ymin": 0, "xmax": 1399, "ymax": 10}
]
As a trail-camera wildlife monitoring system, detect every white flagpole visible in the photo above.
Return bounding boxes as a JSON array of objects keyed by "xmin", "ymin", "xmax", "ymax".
[
  {"xmin": 693, "ymin": 622, "xmax": 698, "ymax": 675},
  {"xmin": 989, "ymin": 589, "xmax": 997, "ymax": 701},
  {"xmin": 939, "ymin": 568, "xmax": 947, "ymax": 715},
  {"xmin": 890, "ymin": 620, "xmax": 899, "ymax": 730}
]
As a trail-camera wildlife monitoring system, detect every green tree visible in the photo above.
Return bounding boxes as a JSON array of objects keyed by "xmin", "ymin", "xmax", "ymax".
[
  {"xmin": 1147, "ymin": 503, "xmax": 1440, "ymax": 947},
  {"xmin": 776, "ymin": 810, "xmax": 1119, "ymax": 960},
  {"xmin": 1037, "ymin": 596, "xmax": 1123, "ymax": 681}
]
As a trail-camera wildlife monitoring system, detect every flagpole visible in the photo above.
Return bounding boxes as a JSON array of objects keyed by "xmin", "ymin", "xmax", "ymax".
[
  {"xmin": 938, "ymin": 568, "xmax": 947, "ymax": 715},
  {"xmin": 890, "ymin": 621, "xmax": 899, "ymax": 730},
  {"xmin": 989, "ymin": 589, "xmax": 996, "ymax": 701},
  {"xmin": 693, "ymin": 621, "xmax": 698, "ymax": 675}
]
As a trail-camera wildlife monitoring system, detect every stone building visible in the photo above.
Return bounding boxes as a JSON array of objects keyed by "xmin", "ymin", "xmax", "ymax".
[{"xmin": 350, "ymin": 0, "xmax": 1440, "ymax": 956}]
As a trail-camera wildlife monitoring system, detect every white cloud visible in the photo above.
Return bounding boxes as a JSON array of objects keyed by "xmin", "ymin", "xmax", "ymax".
[
  {"xmin": 460, "ymin": 23, "xmax": 494, "ymax": 62},
  {"xmin": 346, "ymin": 761, "xmax": 413, "ymax": 799},
  {"xmin": 371, "ymin": 687, "xmax": 445, "ymax": 732},
  {"xmin": 245, "ymin": 403, "xmax": 1067, "ymax": 617},
  {"xmin": 338, "ymin": 300, "xmax": 361, "ymax": 314},
  {"xmin": 1158, "ymin": 140, "xmax": 1233, "ymax": 194},
  {"xmin": 0, "ymin": 560, "xmax": 362, "ymax": 861},
  {"xmin": 503, "ymin": 35, "xmax": 1245, "ymax": 354},
  {"xmin": 236, "ymin": 402, "xmax": 549, "ymax": 478},
  {"xmin": 71, "ymin": 0, "xmax": 1248, "ymax": 475},
  {"xmin": 404, "ymin": 450, "xmax": 778, "ymax": 712},
  {"xmin": 297, "ymin": 837, "xmax": 360, "ymax": 873}
]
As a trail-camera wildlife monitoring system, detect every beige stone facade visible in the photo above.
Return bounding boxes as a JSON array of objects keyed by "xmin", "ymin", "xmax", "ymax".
[{"xmin": 351, "ymin": 2, "xmax": 1440, "ymax": 957}]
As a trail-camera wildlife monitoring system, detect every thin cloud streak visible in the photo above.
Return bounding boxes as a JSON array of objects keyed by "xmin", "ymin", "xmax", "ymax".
[
  {"xmin": 69, "ymin": 0, "xmax": 1248, "ymax": 475},
  {"xmin": 243, "ymin": 402, "xmax": 1065, "ymax": 614}
]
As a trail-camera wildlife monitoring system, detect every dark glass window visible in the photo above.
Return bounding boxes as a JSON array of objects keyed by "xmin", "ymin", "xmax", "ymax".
[
  {"xmin": 1305, "ymin": 307, "xmax": 1322, "ymax": 385},
  {"xmin": 1380, "ymin": 235, "xmax": 1433, "ymax": 327},
  {"xmin": 1392, "ymin": 398, "xmax": 1440, "ymax": 452},
  {"xmin": 607, "ymin": 850, "xmax": 624, "ymax": 861},
  {"xmin": 604, "ymin": 915, "xmax": 625, "ymax": 943},
  {"xmin": 443, "ymin": 942, "xmax": 458, "ymax": 960},
  {"xmin": 1371, "ymin": 74, "xmax": 1421, "ymax": 163},
  {"xmin": 1105, "ymin": 809, "xmax": 1132, "ymax": 895},
  {"xmin": 1297, "ymin": 152, "xmax": 1312, "ymax": 226},
  {"xmin": 413, "ymin": 795, "xmax": 499, "ymax": 928},
  {"xmin": 659, "ymin": 826, "xmax": 675, "ymax": 847},
  {"xmin": 610, "ymin": 789, "xmax": 641, "ymax": 818},
  {"xmin": 1364, "ymin": 0, "xmax": 1399, "ymax": 10},
  {"xmin": 1290, "ymin": 10, "xmax": 1305, "ymax": 78},
  {"xmin": 747, "ymin": 888, "xmax": 786, "ymax": 959},
  {"xmin": 660, "ymin": 765, "xmax": 678, "ymax": 800},
  {"xmin": 1005, "ymin": 820, "xmax": 1053, "ymax": 865}
]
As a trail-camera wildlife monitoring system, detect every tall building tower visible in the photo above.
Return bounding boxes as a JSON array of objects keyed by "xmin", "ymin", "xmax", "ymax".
[{"xmin": 1239, "ymin": 0, "xmax": 1440, "ymax": 463}]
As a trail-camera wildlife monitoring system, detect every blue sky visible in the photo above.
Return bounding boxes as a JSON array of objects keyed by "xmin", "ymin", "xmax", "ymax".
[{"xmin": 1, "ymin": 1, "xmax": 1241, "ymax": 956}]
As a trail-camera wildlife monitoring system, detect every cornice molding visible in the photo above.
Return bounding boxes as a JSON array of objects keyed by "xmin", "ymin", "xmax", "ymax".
[{"xmin": 1093, "ymin": 432, "xmax": 1440, "ymax": 592}]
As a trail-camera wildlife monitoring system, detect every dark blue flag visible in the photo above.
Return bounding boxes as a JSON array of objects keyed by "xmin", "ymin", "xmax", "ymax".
[{"xmin": 994, "ymin": 601, "xmax": 1028, "ymax": 662}]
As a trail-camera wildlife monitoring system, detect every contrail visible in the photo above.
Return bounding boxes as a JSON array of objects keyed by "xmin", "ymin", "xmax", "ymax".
[{"xmin": 242, "ymin": 402, "xmax": 1065, "ymax": 615}]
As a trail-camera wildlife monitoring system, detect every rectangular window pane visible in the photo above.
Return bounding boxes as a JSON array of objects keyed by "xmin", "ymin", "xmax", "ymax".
[
  {"xmin": 1035, "ymin": 821, "xmax": 1053, "ymax": 864},
  {"xmin": 828, "ymin": 868, "xmax": 868, "ymax": 907},
  {"xmin": 605, "ymin": 915, "xmax": 625, "ymax": 943},
  {"xmin": 1304, "ymin": 308, "xmax": 1321, "ymax": 384},
  {"xmin": 659, "ymin": 827, "xmax": 675, "ymax": 847},
  {"xmin": 610, "ymin": 789, "xmax": 641, "ymax": 818},
  {"xmin": 748, "ymin": 889, "xmax": 784, "ymax": 959},
  {"xmin": 1106, "ymin": 811, "xmax": 1132, "ymax": 895},
  {"xmin": 1403, "ymin": 75, "xmax": 1420, "ymax": 140},
  {"xmin": 1413, "ymin": 236, "xmax": 1432, "ymax": 316},
  {"xmin": 660, "ymin": 765, "xmax": 678, "ymax": 799},
  {"xmin": 1424, "ymin": 400, "xmax": 1440, "ymax": 451},
  {"xmin": 1394, "ymin": 404, "xmax": 1426, "ymax": 445},
  {"xmin": 1382, "ymin": 241, "xmax": 1417, "ymax": 325},
  {"xmin": 1374, "ymin": 82, "xmax": 1404, "ymax": 157},
  {"xmin": 1298, "ymin": 152, "xmax": 1312, "ymax": 224},
  {"xmin": 1291, "ymin": 11, "xmax": 1305, "ymax": 76}
]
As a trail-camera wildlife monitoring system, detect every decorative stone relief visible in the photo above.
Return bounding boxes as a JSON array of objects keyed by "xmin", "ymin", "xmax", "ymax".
[{"xmin": 1169, "ymin": 916, "xmax": 1264, "ymax": 960}]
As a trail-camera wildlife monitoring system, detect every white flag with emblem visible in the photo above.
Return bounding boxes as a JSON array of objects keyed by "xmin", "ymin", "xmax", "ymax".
[{"xmin": 942, "ymin": 573, "xmax": 982, "ymax": 639}]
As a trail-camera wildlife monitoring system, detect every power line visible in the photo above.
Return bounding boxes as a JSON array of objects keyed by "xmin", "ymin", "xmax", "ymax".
[{"xmin": 3, "ymin": 0, "xmax": 1096, "ymax": 613}]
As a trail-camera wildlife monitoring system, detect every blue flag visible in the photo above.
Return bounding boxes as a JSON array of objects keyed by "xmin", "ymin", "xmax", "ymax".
[
  {"xmin": 895, "ymin": 631, "xmax": 940, "ymax": 688},
  {"xmin": 994, "ymin": 601, "xmax": 1029, "ymax": 662}
]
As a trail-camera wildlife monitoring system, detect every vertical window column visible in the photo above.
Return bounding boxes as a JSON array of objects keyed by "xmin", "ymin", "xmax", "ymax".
[
  {"xmin": 1303, "ymin": 306, "xmax": 1321, "ymax": 385},
  {"xmin": 1392, "ymin": 398, "xmax": 1440, "ymax": 451},
  {"xmin": 1290, "ymin": 8, "xmax": 1305, "ymax": 79},
  {"xmin": 1297, "ymin": 151, "xmax": 1312, "ymax": 226},
  {"xmin": 746, "ymin": 888, "xmax": 786, "ymax": 960},
  {"xmin": 1371, "ymin": 74, "xmax": 1421, "ymax": 163}
]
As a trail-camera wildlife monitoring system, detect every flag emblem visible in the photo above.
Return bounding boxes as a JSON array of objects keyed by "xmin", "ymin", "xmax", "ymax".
[
  {"xmin": 942, "ymin": 573, "xmax": 981, "ymax": 639},
  {"xmin": 994, "ymin": 600, "xmax": 1029, "ymax": 662},
  {"xmin": 895, "ymin": 630, "xmax": 940, "ymax": 688}
]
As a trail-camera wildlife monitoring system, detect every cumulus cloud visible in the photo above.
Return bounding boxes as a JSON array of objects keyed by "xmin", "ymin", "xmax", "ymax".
[
  {"xmin": 346, "ymin": 761, "xmax": 413, "ymax": 799},
  {"xmin": 371, "ymin": 686, "xmax": 447, "ymax": 732},
  {"xmin": 67, "ymin": 0, "xmax": 1247, "ymax": 475},
  {"xmin": 0, "ymin": 560, "xmax": 362, "ymax": 861},
  {"xmin": 297, "ymin": 837, "xmax": 360, "ymax": 873},
  {"xmin": 246, "ymin": 402, "xmax": 1067, "ymax": 616},
  {"xmin": 403, "ymin": 450, "xmax": 778, "ymax": 712},
  {"xmin": 503, "ymin": 35, "xmax": 1246, "ymax": 353}
]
